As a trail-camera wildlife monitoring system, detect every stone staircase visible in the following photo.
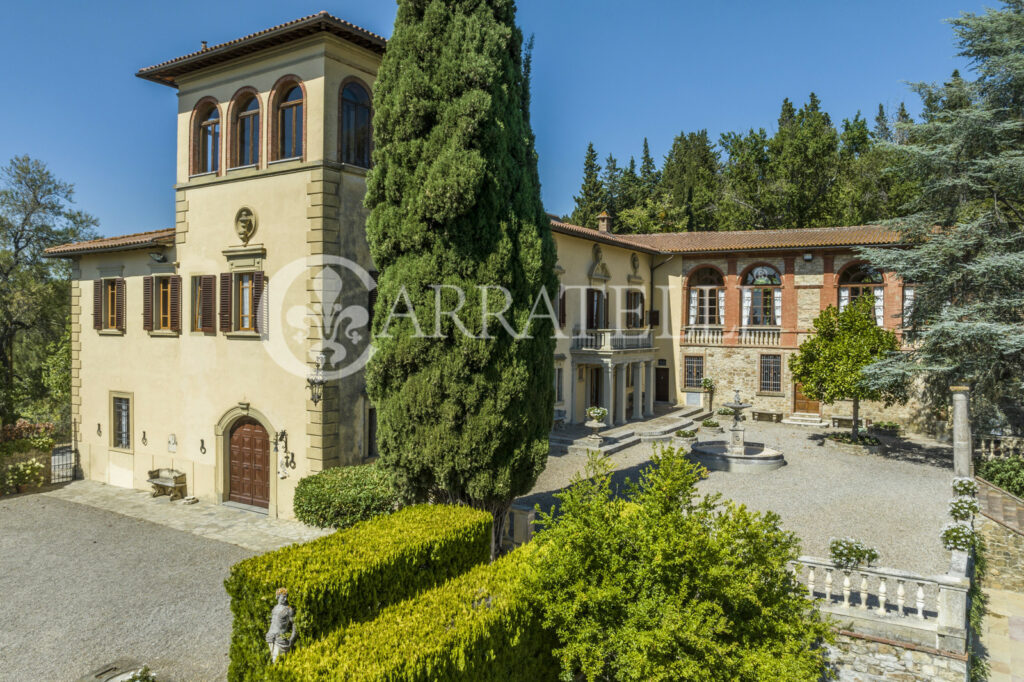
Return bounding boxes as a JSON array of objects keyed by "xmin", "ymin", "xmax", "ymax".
[
  {"xmin": 977, "ymin": 476, "xmax": 1024, "ymax": 536},
  {"xmin": 549, "ymin": 406, "xmax": 705, "ymax": 457},
  {"xmin": 781, "ymin": 412, "xmax": 829, "ymax": 428}
]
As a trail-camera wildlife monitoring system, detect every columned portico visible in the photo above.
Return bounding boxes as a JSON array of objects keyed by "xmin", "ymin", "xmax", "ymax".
[
  {"xmin": 614, "ymin": 363, "xmax": 627, "ymax": 425},
  {"xmin": 632, "ymin": 362, "xmax": 642, "ymax": 420},
  {"xmin": 643, "ymin": 360, "xmax": 654, "ymax": 416}
]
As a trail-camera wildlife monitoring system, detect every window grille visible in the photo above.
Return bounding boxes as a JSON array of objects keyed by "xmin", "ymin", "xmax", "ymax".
[{"xmin": 760, "ymin": 355, "xmax": 782, "ymax": 393}]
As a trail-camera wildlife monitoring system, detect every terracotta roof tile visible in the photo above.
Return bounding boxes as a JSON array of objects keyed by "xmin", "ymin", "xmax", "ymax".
[
  {"xmin": 612, "ymin": 225, "xmax": 900, "ymax": 253},
  {"xmin": 136, "ymin": 11, "xmax": 386, "ymax": 87},
  {"xmin": 44, "ymin": 228, "xmax": 176, "ymax": 257},
  {"xmin": 549, "ymin": 218, "xmax": 659, "ymax": 254}
]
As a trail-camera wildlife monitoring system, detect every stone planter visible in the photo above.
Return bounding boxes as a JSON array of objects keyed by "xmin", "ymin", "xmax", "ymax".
[
  {"xmin": 701, "ymin": 426, "xmax": 724, "ymax": 435},
  {"xmin": 826, "ymin": 438, "xmax": 885, "ymax": 456},
  {"xmin": 672, "ymin": 436, "xmax": 698, "ymax": 449}
]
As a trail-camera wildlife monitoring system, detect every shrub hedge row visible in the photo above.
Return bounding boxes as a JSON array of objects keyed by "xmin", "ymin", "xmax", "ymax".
[
  {"xmin": 267, "ymin": 544, "xmax": 558, "ymax": 682},
  {"xmin": 293, "ymin": 461, "xmax": 401, "ymax": 529},
  {"xmin": 224, "ymin": 504, "xmax": 491, "ymax": 681}
]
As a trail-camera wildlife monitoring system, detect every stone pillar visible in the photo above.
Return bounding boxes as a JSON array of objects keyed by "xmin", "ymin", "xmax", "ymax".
[
  {"xmin": 952, "ymin": 386, "xmax": 972, "ymax": 477},
  {"xmin": 644, "ymin": 361, "xmax": 654, "ymax": 416},
  {"xmin": 615, "ymin": 363, "xmax": 627, "ymax": 425},
  {"xmin": 568, "ymin": 361, "xmax": 577, "ymax": 424},
  {"xmin": 602, "ymin": 362, "xmax": 614, "ymax": 422},
  {"xmin": 632, "ymin": 362, "xmax": 643, "ymax": 420}
]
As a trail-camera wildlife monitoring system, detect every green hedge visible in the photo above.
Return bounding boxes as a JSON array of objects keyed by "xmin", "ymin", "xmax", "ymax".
[
  {"xmin": 224, "ymin": 504, "xmax": 491, "ymax": 681},
  {"xmin": 978, "ymin": 456, "xmax": 1024, "ymax": 498},
  {"xmin": 267, "ymin": 544, "xmax": 558, "ymax": 681},
  {"xmin": 293, "ymin": 461, "xmax": 401, "ymax": 529}
]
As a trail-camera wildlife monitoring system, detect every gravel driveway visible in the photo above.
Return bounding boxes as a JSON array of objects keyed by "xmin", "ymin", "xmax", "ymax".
[
  {"xmin": 0, "ymin": 493, "xmax": 254, "ymax": 682},
  {"xmin": 520, "ymin": 421, "xmax": 954, "ymax": 575}
]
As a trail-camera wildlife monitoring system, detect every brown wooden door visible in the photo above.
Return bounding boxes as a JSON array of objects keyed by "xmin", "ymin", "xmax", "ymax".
[
  {"xmin": 229, "ymin": 418, "xmax": 270, "ymax": 508},
  {"xmin": 794, "ymin": 383, "xmax": 820, "ymax": 414},
  {"xmin": 655, "ymin": 368, "xmax": 670, "ymax": 402}
]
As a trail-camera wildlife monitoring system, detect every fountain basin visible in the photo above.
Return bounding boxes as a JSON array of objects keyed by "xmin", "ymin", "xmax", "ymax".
[{"xmin": 688, "ymin": 441, "xmax": 786, "ymax": 473}]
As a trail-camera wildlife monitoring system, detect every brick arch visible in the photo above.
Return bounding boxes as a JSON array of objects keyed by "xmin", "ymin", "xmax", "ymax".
[
  {"xmin": 338, "ymin": 75, "xmax": 374, "ymax": 166},
  {"xmin": 836, "ymin": 259, "xmax": 883, "ymax": 285},
  {"xmin": 225, "ymin": 86, "xmax": 263, "ymax": 169},
  {"xmin": 684, "ymin": 263, "xmax": 725, "ymax": 287},
  {"xmin": 268, "ymin": 75, "xmax": 307, "ymax": 162},
  {"xmin": 189, "ymin": 96, "xmax": 222, "ymax": 176},
  {"xmin": 738, "ymin": 261, "xmax": 783, "ymax": 285}
]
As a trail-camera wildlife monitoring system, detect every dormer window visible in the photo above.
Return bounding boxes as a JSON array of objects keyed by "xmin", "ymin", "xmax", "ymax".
[
  {"xmin": 234, "ymin": 95, "xmax": 260, "ymax": 168},
  {"xmin": 198, "ymin": 106, "xmax": 220, "ymax": 174},
  {"xmin": 276, "ymin": 85, "xmax": 303, "ymax": 160},
  {"xmin": 341, "ymin": 81, "xmax": 372, "ymax": 168}
]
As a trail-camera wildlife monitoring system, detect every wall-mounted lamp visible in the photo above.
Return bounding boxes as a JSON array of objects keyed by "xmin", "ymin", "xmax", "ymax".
[
  {"xmin": 199, "ymin": 439, "xmax": 207, "ymax": 454},
  {"xmin": 803, "ymin": 253, "xmax": 814, "ymax": 262},
  {"xmin": 96, "ymin": 423, "xmax": 102, "ymax": 436},
  {"xmin": 307, "ymin": 353, "xmax": 327, "ymax": 406},
  {"xmin": 141, "ymin": 431, "xmax": 148, "ymax": 446}
]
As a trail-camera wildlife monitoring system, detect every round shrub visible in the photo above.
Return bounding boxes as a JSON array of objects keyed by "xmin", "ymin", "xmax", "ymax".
[
  {"xmin": 977, "ymin": 457, "xmax": 1024, "ymax": 498},
  {"xmin": 293, "ymin": 462, "xmax": 401, "ymax": 529},
  {"xmin": 676, "ymin": 429, "xmax": 696, "ymax": 438},
  {"xmin": 701, "ymin": 419, "xmax": 720, "ymax": 428}
]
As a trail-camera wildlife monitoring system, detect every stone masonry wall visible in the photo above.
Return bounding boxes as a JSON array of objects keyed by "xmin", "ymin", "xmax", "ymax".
[
  {"xmin": 827, "ymin": 632, "xmax": 968, "ymax": 682},
  {"xmin": 978, "ymin": 516, "xmax": 1024, "ymax": 592}
]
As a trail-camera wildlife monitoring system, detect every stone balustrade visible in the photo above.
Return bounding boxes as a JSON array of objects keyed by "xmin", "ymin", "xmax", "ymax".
[
  {"xmin": 738, "ymin": 327, "xmax": 781, "ymax": 346},
  {"xmin": 683, "ymin": 325, "xmax": 724, "ymax": 345},
  {"xmin": 975, "ymin": 435, "xmax": 1024, "ymax": 460},
  {"xmin": 790, "ymin": 551, "xmax": 971, "ymax": 653},
  {"xmin": 570, "ymin": 328, "xmax": 653, "ymax": 352}
]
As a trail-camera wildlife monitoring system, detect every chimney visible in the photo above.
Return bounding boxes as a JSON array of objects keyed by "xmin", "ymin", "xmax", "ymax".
[{"xmin": 596, "ymin": 211, "xmax": 611, "ymax": 233}]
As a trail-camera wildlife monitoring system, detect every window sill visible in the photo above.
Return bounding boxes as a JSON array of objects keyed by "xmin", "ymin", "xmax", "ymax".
[
  {"xmin": 269, "ymin": 156, "xmax": 302, "ymax": 165},
  {"xmin": 338, "ymin": 162, "xmax": 370, "ymax": 175},
  {"xmin": 226, "ymin": 331, "xmax": 261, "ymax": 339},
  {"xmin": 148, "ymin": 330, "xmax": 180, "ymax": 338},
  {"xmin": 682, "ymin": 387, "xmax": 705, "ymax": 393},
  {"xmin": 109, "ymin": 447, "xmax": 134, "ymax": 455},
  {"xmin": 98, "ymin": 329, "xmax": 124, "ymax": 336},
  {"xmin": 756, "ymin": 391, "xmax": 785, "ymax": 398},
  {"xmin": 189, "ymin": 171, "xmax": 218, "ymax": 179},
  {"xmin": 227, "ymin": 163, "xmax": 258, "ymax": 172}
]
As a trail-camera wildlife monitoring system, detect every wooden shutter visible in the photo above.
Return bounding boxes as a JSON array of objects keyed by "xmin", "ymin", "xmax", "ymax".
[
  {"xmin": 602, "ymin": 291, "xmax": 609, "ymax": 328},
  {"xmin": 639, "ymin": 293, "xmax": 646, "ymax": 327},
  {"xmin": 201, "ymin": 275, "xmax": 216, "ymax": 333},
  {"xmin": 586, "ymin": 289, "xmax": 596, "ymax": 330},
  {"xmin": 170, "ymin": 275, "xmax": 182, "ymax": 332},
  {"xmin": 93, "ymin": 280, "xmax": 103, "ymax": 329},
  {"xmin": 115, "ymin": 278, "xmax": 126, "ymax": 331},
  {"xmin": 142, "ymin": 277, "xmax": 154, "ymax": 331},
  {"xmin": 253, "ymin": 272, "xmax": 265, "ymax": 333},
  {"xmin": 650, "ymin": 310, "xmax": 660, "ymax": 326},
  {"xmin": 219, "ymin": 273, "xmax": 233, "ymax": 332},
  {"xmin": 558, "ymin": 288, "xmax": 566, "ymax": 327}
]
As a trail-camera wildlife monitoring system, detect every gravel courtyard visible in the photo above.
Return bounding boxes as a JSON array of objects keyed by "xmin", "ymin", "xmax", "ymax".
[
  {"xmin": 0, "ymin": 493, "xmax": 254, "ymax": 682},
  {"xmin": 520, "ymin": 421, "xmax": 955, "ymax": 575}
]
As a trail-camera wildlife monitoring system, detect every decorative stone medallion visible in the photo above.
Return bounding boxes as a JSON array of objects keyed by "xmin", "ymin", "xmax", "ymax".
[
  {"xmin": 631, "ymin": 252, "xmax": 640, "ymax": 275},
  {"xmin": 235, "ymin": 206, "xmax": 257, "ymax": 244}
]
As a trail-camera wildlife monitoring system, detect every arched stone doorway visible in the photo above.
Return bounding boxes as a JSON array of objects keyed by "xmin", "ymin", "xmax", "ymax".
[
  {"xmin": 215, "ymin": 404, "xmax": 278, "ymax": 515},
  {"xmin": 228, "ymin": 417, "xmax": 270, "ymax": 508}
]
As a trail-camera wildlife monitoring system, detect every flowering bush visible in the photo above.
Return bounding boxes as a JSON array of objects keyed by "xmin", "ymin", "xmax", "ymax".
[
  {"xmin": 586, "ymin": 406, "xmax": 607, "ymax": 422},
  {"xmin": 3, "ymin": 458, "xmax": 45, "ymax": 492},
  {"xmin": 948, "ymin": 496, "xmax": 980, "ymax": 522},
  {"xmin": 828, "ymin": 537, "xmax": 879, "ymax": 570},
  {"xmin": 716, "ymin": 407, "xmax": 735, "ymax": 416},
  {"xmin": 952, "ymin": 477, "xmax": 978, "ymax": 497},
  {"xmin": 941, "ymin": 521, "xmax": 975, "ymax": 552},
  {"xmin": 701, "ymin": 377, "xmax": 715, "ymax": 392},
  {"xmin": 0, "ymin": 419, "xmax": 56, "ymax": 458},
  {"xmin": 701, "ymin": 419, "xmax": 720, "ymax": 428},
  {"xmin": 675, "ymin": 429, "xmax": 696, "ymax": 438}
]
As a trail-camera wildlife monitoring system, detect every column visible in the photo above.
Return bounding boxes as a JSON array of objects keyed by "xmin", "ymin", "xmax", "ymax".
[
  {"xmin": 615, "ymin": 363, "xmax": 627, "ymax": 425},
  {"xmin": 781, "ymin": 256, "xmax": 797, "ymax": 347},
  {"xmin": 568, "ymin": 361, "xmax": 577, "ymax": 424},
  {"xmin": 644, "ymin": 361, "xmax": 654, "ymax": 416},
  {"xmin": 952, "ymin": 386, "xmax": 972, "ymax": 477},
  {"xmin": 724, "ymin": 258, "xmax": 740, "ymax": 345},
  {"xmin": 632, "ymin": 362, "xmax": 643, "ymax": 420},
  {"xmin": 602, "ymin": 362, "xmax": 614, "ymax": 423}
]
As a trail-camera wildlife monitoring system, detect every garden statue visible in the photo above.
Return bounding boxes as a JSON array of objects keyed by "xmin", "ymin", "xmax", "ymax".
[{"xmin": 265, "ymin": 587, "xmax": 297, "ymax": 663}]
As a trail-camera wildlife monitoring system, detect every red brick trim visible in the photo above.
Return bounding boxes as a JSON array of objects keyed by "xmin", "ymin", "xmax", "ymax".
[
  {"xmin": 338, "ymin": 75, "xmax": 373, "ymax": 165},
  {"xmin": 738, "ymin": 260, "xmax": 783, "ymax": 283},
  {"xmin": 225, "ymin": 86, "xmax": 263, "ymax": 169},
  {"xmin": 835, "ymin": 629, "xmax": 968, "ymax": 662},
  {"xmin": 682, "ymin": 263, "xmax": 725, "ymax": 287},
  {"xmin": 189, "ymin": 96, "xmax": 222, "ymax": 177},
  {"xmin": 268, "ymin": 75, "xmax": 307, "ymax": 162}
]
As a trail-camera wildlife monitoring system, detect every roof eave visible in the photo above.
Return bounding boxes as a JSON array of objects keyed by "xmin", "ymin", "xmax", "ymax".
[{"xmin": 44, "ymin": 239, "xmax": 174, "ymax": 259}]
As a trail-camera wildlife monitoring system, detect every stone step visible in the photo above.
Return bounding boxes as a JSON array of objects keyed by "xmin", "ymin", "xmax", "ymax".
[{"xmin": 782, "ymin": 413, "xmax": 829, "ymax": 427}]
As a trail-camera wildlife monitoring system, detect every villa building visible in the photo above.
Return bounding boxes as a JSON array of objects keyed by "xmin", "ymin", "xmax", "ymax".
[{"xmin": 46, "ymin": 12, "xmax": 918, "ymax": 519}]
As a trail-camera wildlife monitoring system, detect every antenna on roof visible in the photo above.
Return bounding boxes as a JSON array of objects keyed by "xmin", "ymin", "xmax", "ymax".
[{"xmin": 201, "ymin": 40, "xmax": 208, "ymax": 50}]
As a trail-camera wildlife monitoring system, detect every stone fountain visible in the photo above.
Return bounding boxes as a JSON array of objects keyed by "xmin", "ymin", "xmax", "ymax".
[{"xmin": 689, "ymin": 390, "xmax": 786, "ymax": 473}]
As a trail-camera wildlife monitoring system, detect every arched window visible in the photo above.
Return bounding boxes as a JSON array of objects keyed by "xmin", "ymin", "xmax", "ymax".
[
  {"xmin": 838, "ymin": 264, "xmax": 884, "ymax": 324},
  {"xmin": 341, "ymin": 81, "xmax": 372, "ymax": 168},
  {"xmin": 197, "ymin": 105, "xmax": 220, "ymax": 174},
  {"xmin": 277, "ymin": 85, "xmax": 303, "ymax": 160},
  {"xmin": 687, "ymin": 267, "xmax": 724, "ymax": 326},
  {"xmin": 233, "ymin": 95, "xmax": 260, "ymax": 168},
  {"xmin": 742, "ymin": 265, "xmax": 781, "ymax": 326}
]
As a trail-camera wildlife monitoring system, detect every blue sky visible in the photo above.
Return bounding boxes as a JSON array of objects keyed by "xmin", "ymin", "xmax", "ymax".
[{"xmin": 0, "ymin": 0, "xmax": 987, "ymax": 237}]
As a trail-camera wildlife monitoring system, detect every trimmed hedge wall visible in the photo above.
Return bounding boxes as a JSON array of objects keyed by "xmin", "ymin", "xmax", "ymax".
[
  {"xmin": 224, "ymin": 504, "xmax": 491, "ymax": 681},
  {"xmin": 267, "ymin": 544, "xmax": 558, "ymax": 681}
]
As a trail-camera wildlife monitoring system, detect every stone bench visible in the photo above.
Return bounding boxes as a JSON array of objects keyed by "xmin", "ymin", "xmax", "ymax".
[
  {"xmin": 147, "ymin": 468, "xmax": 186, "ymax": 501},
  {"xmin": 831, "ymin": 416, "xmax": 870, "ymax": 429},
  {"xmin": 751, "ymin": 410, "xmax": 783, "ymax": 423}
]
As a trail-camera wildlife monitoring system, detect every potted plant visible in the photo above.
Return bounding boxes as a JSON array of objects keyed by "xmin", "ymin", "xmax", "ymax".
[
  {"xmin": 585, "ymin": 406, "xmax": 608, "ymax": 443},
  {"xmin": 702, "ymin": 377, "xmax": 716, "ymax": 410},
  {"xmin": 673, "ymin": 429, "xmax": 698, "ymax": 448},
  {"xmin": 701, "ymin": 418, "xmax": 723, "ymax": 435}
]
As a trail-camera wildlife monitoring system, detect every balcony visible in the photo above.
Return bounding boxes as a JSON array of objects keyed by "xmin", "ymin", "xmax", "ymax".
[
  {"xmin": 682, "ymin": 326, "xmax": 723, "ymax": 346},
  {"xmin": 739, "ymin": 327, "xmax": 781, "ymax": 346},
  {"xmin": 571, "ymin": 328, "xmax": 653, "ymax": 352}
]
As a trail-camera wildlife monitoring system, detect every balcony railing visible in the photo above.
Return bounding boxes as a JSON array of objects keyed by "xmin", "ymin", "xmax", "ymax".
[
  {"xmin": 739, "ymin": 327, "xmax": 781, "ymax": 346},
  {"xmin": 683, "ymin": 326, "xmax": 723, "ymax": 346},
  {"xmin": 571, "ymin": 328, "xmax": 653, "ymax": 352}
]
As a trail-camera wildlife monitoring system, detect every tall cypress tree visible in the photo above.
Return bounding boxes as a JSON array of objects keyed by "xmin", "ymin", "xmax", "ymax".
[
  {"xmin": 872, "ymin": 103, "xmax": 893, "ymax": 142},
  {"xmin": 570, "ymin": 142, "xmax": 603, "ymax": 228},
  {"xmin": 661, "ymin": 130, "xmax": 720, "ymax": 231},
  {"xmin": 365, "ymin": 0, "xmax": 557, "ymax": 557},
  {"xmin": 639, "ymin": 137, "xmax": 660, "ymax": 194},
  {"xmin": 600, "ymin": 153, "xmax": 623, "ymax": 221}
]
